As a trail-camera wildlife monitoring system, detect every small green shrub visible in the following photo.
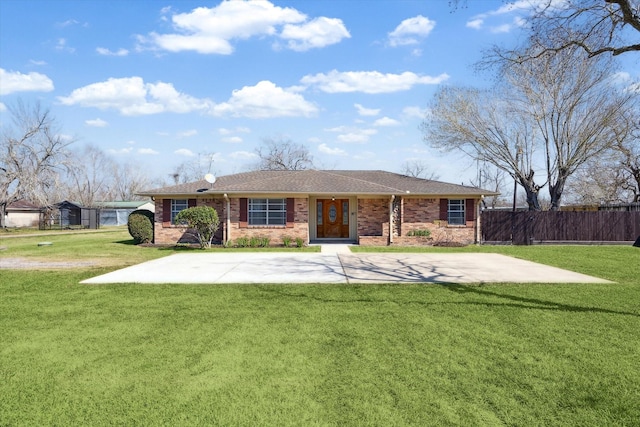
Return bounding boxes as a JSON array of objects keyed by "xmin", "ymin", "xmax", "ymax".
[
  {"xmin": 247, "ymin": 236, "xmax": 270, "ymax": 247},
  {"xmin": 282, "ymin": 236, "xmax": 292, "ymax": 247},
  {"xmin": 407, "ymin": 229, "xmax": 431, "ymax": 238},
  {"xmin": 127, "ymin": 209, "xmax": 154, "ymax": 244},
  {"xmin": 295, "ymin": 237, "xmax": 304, "ymax": 248},
  {"xmin": 235, "ymin": 237, "xmax": 249, "ymax": 248}
]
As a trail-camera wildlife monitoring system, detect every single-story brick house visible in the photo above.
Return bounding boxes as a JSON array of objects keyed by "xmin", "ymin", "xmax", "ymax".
[{"xmin": 139, "ymin": 170, "xmax": 498, "ymax": 246}]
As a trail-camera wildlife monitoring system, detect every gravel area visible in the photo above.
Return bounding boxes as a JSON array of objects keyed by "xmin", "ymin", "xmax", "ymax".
[{"xmin": 0, "ymin": 257, "xmax": 98, "ymax": 269}]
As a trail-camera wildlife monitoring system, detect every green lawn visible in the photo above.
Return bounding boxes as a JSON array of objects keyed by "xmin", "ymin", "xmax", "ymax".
[{"xmin": 1, "ymin": 231, "xmax": 639, "ymax": 426}]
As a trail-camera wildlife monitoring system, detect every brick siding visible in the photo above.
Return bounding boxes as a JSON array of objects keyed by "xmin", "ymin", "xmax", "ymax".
[{"xmin": 154, "ymin": 197, "xmax": 309, "ymax": 246}]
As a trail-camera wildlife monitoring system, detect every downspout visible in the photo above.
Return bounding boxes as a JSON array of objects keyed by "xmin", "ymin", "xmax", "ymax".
[
  {"xmin": 476, "ymin": 196, "xmax": 483, "ymax": 244},
  {"xmin": 223, "ymin": 193, "xmax": 230, "ymax": 245},
  {"xmin": 389, "ymin": 195, "xmax": 395, "ymax": 244}
]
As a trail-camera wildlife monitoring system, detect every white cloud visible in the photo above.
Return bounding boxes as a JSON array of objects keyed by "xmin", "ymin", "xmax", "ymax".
[
  {"xmin": 301, "ymin": 70, "xmax": 449, "ymax": 94},
  {"xmin": 388, "ymin": 15, "xmax": 435, "ymax": 47},
  {"xmin": 96, "ymin": 47, "xmax": 129, "ymax": 56},
  {"xmin": 210, "ymin": 80, "xmax": 318, "ymax": 118},
  {"xmin": 55, "ymin": 38, "xmax": 75, "ymax": 53},
  {"xmin": 374, "ymin": 117, "xmax": 400, "ymax": 127},
  {"xmin": 108, "ymin": 147, "xmax": 133, "ymax": 155},
  {"xmin": 318, "ymin": 143, "xmax": 347, "ymax": 156},
  {"xmin": 222, "ymin": 136, "xmax": 243, "ymax": 144},
  {"xmin": 177, "ymin": 129, "xmax": 198, "ymax": 138},
  {"xmin": 354, "ymin": 103, "xmax": 380, "ymax": 116},
  {"xmin": 466, "ymin": 19, "xmax": 483, "ymax": 29},
  {"xmin": 29, "ymin": 60, "xmax": 47, "ymax": 66},
  {"xmin": 402, "ymin": 106, "xmax": 427, "ymax": 119},
  {"xmin": 467, "ymin": 0, "xmax": 561, "ymax": 32},
  {"xmin": 138, "ymin": 1, "xmax": 307, "ymax": 54},
  {"xmin": 613, "ymin": 71, "xmax": 640, "ymax": 94},
  {"xmin": 174, "ymin": 148, "xmax": 195, "ymax": 156},
  {"xmin": 85, "ymin": 118, "xmax": 108, "ymax": 127},
  {"xmin": 280, "ymin": 16, "xmax": 350, "ymax": 51},
  {"xmin": 0, "ymin": 68, "xmax": 54, "ymax": 95},
  {"xmin": 0, "ymin": 103, "xmax": 6, "ymax": 112},
  {"xmin": 326, "ymin": 126, "xmax": 377, "ymax": 144},
  {"xmin": 138, "ymin": 148, "xmax": 159, "ymax": 155},
  {"xmin": 58, "ymin": 76, "xmax": 212, "ymax": 116},
  {"xmin": 218, "ymin": 126, "xmax": 251, "ymax": 135}
]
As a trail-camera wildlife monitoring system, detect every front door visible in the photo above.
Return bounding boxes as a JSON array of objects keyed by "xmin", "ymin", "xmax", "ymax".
[{"xmin": 317, "ymin": 199, "xmax": 350, "ymax": 238}]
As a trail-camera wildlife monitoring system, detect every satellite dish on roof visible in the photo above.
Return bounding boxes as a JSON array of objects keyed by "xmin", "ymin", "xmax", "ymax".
[{"xmin": 204, "ymin": 173, "xmax": 216, "ymax": 185}]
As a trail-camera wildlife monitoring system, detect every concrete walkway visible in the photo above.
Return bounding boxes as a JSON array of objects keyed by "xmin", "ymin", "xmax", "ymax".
[{"xmin": 81, "ymin": 248, "xmax": 612, "ymax": 285}]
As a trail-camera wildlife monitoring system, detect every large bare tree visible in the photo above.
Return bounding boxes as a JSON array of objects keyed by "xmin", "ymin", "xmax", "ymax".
[
  {"xmin": 253, "ymin": 138, "xmax": 314, "ymax": 171},
  {"xmin": 424, "ymin": 45, "xmax": 632, "ymax": 210},
  {"xmin": 476, "ymin": 0, "xmax": 640, "ymax": 63},
  {"xmin": 63, "ymin": 144, "xmax": 115, "ymax": 206},
  {"xmin": 0, "ymin": 101, "xmax": 72, "ymax": 227},
  {"xmin": 513, "ymin": 45, "xmax": 633, "ymax": 209}
]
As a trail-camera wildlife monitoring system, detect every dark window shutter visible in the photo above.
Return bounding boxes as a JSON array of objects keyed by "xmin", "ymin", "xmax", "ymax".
[
  {"xmin": 465, "ymin": 199, "xmax": 475, "ymax": 222},
  {"xmin": 239, "ymin": 198, "xmax": 248, "ymax": 228},
  {"xmin": 286, "ymin": 198, "xmax": 295, "ymax": 228},
  {"xmin": 162, "ymin": 199, "xmax": 171, "ymax": 226},
  {"xmin": 439, "ymin": 199, "xmax": 448, "ymax": 221},
  {"xmin": 188, "ymin": 198, "xmax": 197, "ymax": 208}
]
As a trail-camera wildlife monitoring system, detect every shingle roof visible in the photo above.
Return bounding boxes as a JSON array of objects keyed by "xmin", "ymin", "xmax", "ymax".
[{"xmin": 139, "ymin": 170, "xmax": 498, "ymax": 197}]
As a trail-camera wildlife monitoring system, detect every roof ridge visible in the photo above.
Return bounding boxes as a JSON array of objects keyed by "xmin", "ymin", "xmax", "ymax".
[{"xmin": 318, "ymin": 170, "xmax": 407, "ymax": 193}]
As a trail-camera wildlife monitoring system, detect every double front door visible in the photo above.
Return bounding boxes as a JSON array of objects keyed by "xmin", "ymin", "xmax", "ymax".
[{"xmin": 317, "ymin": 199, "xmax": 350, "ymax": 238}]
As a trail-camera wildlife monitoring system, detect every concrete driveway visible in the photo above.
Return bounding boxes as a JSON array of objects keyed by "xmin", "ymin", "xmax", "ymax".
[{"xmin": 81, "ymin": 250, "xmax": 611, "ymax": 285}]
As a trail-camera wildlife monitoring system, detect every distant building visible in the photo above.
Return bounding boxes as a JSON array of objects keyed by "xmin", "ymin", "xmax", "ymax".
[
  {"xmin": 4, "ymin": 200, "xmax": 41, "ymax": 227},
  {"xmin": 95, "ymin": 201, "xmax": 155, "ymax": 226}
]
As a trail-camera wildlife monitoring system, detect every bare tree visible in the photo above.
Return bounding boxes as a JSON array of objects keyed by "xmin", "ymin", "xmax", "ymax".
[
  {"xmin": 480, "ymin": 0, "xmax": 640, "ymax": 64},
  {"xmin": 471, "ymin": 162, "xmax": 509, "ymax": 209},
  {"xmin": 610, "ymin": 117, "xmax": 640, "ymax": 202},
  {"xmin": 423, "ymin": 84, "xmax": 544, "ymax": 210},
  {"xmin": 0, "ymin": 101, "xmax": 73, "ymax": 227},
  {"xmin": 565, "ymin": 119, "xmax": 640, "ymax": 204},
  {"xmin": 253, "ymin": 138, "xmax": 314, "ymax": 171},
  {"xmin": 170, "ymin": 151, "xmax": 217, "ymax": 184},
  {"xmin": 400, "ymin": 159, "xmax": 440, "ymax": 180},
  {"xmin": 62, "ymin": 144, "xmax": 115, "ymax": 206},
  {"xmin": 111, "ymin": 162, "xmax": 156, "ymax": 201},
  {"xmin": 513, "ymin": 45, "xmax": 632, "ymax": 209},
  {"xmin": 424, "ymin": 44, "xmax": 632, "ymax": 210}
]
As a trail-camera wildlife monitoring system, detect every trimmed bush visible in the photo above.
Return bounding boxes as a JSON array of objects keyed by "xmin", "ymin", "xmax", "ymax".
[
  {"xmin": 174, "ymin": 206, "xmax": 220, "ymax": 249},
  {"xmin": 127, "ymin": 209, "xmax": 154, "ymax": 244}
]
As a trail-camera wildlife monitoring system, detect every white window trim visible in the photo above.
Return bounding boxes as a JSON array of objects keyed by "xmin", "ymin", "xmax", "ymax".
[
  {"xmin": 248, "ymin": 198, "xmax": 286, "ymax": 226},
  {"xmin": 448, "ymin": 199, "xmax": 465, "ymax": 226},
  {"xmin": 171, "ymin": 199, "xmax": 188, "ymax": 224}
]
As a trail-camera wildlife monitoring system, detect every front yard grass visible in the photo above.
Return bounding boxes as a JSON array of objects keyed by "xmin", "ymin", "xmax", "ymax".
[{"xmin": 1, "ymin": 232, "xmax": 639, "ymax": 426}]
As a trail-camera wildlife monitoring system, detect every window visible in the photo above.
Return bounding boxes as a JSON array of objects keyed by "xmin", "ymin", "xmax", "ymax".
[
  {"xmin": 171, "ymin": 199, "xmax": 188, "ymax": 224},
  {"xmin": 249, "ymin": 198, "xmax": 286, "ymax": 226},
  {"xmin": 448, "ymin": 199, "xmax": 465, "ymax": 225}
]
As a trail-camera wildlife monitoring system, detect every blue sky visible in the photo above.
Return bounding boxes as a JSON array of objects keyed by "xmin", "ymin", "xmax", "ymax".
[{"xmin": 1, "ymin": 0, "xmax": 637, "ymax": 186}]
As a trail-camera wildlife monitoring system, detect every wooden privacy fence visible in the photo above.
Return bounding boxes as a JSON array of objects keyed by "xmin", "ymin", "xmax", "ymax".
[{"xmin": 481, "ymin": 211, "xmax": 640, "ymax": 244}]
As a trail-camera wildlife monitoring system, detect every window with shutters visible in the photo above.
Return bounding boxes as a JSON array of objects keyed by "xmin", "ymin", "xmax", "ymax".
[
  {"xmin": 171, "ymin": 199, "xmax": 189, "ymax": 224},
  {"xmin": 248, "ymin": 198, "xmax": 286, "ymax": 226},
  {"xmin": 447, "ymin": 199, "xmax": 465, "ymax": 225}
]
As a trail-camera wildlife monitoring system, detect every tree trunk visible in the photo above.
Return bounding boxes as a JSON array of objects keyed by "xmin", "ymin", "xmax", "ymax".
[
  {"xmin": 549, "ymin": 173, "xmax": 569, "ymax": 211},
  {"xmin": 518, "ymin": 169, "xmax": 542, "ymax": 211},
  {"xmin": 0, "ymin": 203, "xmax": 6, "ymax": 228}
]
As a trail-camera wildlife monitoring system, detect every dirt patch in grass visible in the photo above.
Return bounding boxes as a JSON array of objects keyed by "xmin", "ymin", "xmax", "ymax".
[{"xmin": 0, "ymin": 257, "xmax": 99, "ymax": 269}]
